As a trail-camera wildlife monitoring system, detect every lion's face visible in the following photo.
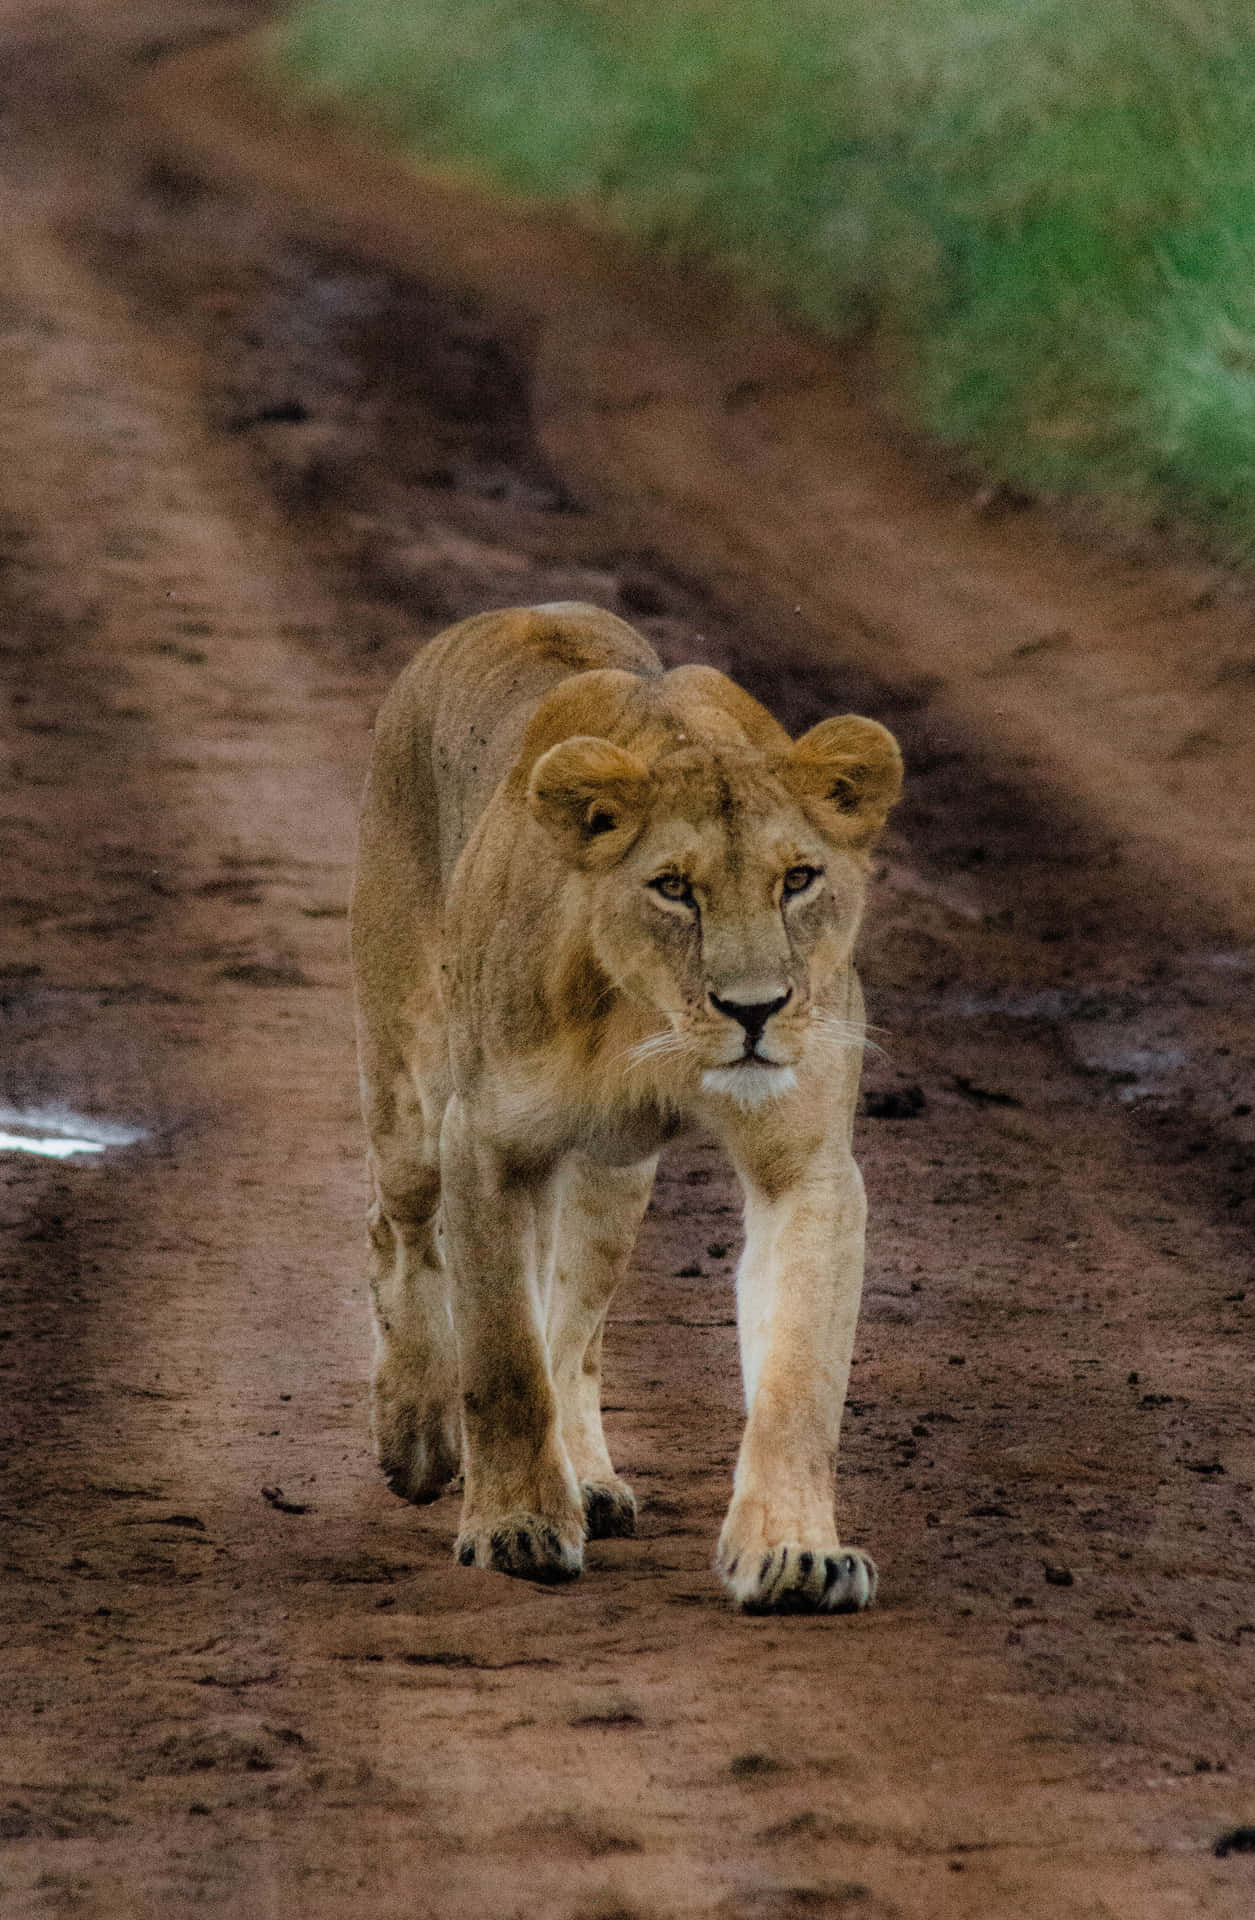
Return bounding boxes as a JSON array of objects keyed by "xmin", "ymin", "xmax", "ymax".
[{"xmin": 528, "ymin": 716, "xmax": 902, "ymax": 1104}]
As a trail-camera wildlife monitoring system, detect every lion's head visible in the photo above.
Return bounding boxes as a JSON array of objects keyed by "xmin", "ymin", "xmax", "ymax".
[{"xmin": 525, "ymin": 681, "xmax": 902, "ymax": 1106}]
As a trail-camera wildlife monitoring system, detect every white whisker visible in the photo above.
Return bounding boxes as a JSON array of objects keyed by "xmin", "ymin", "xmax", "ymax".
[
  {"xmin": 810, "ymin": 1013, "xmax": 886, "ymax": 1059},
  {"xmin": 618, "ymin": 1030, "xmax": 693, "ymax": 1077}
]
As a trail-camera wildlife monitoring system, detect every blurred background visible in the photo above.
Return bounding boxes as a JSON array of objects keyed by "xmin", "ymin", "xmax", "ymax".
[{"xmin": 280, "ymin": 0, "xmax": 1255, "ymax": 558}]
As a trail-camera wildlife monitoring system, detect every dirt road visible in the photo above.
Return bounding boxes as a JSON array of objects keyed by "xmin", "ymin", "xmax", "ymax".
[{"xmin": 1, "ymin": 6, "xmax": 1252, "ymax": 1917}]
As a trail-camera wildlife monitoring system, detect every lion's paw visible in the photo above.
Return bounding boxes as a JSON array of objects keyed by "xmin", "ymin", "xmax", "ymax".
[
  {"xmin": 373, "ymin": 1394, "xmax": 461, "ymax": 1505},
  {"xmin": 718, "ymin": 1541, "xmax": 878, "ymax": 1615},
  {"xmin": 582, "ymin": 1478, "xmax": 637, "ymax": 1540},
  {"xmin": 455, "ymin": 1512, "xmax": 583, "ymax": 1583}
]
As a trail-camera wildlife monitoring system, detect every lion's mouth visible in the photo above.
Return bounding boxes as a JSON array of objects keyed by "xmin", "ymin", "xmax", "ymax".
[{"xmin": 701, "ymin": 1060, "xmax": 799, "ymax": 1105}]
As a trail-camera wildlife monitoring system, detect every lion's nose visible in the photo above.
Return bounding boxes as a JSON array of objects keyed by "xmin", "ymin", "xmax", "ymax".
[{"xmin": 708, "ymin": 988, "xmax": 792, "ymax": 1045}]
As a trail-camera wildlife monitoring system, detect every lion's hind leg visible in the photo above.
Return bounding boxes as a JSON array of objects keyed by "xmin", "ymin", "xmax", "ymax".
[
  {"xmin": 545, "ymin": 1153, "xmax": 656, "ymax": 1540},
  {"xmin": 365, "ymin": 1061, "xmax": 461, "ymax": 1504}
]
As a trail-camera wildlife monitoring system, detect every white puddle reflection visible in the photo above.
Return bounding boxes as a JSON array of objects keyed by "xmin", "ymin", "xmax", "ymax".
[{"xmin": 0, "ymin": 1106, "xmax": 146, "ymax": 1160}]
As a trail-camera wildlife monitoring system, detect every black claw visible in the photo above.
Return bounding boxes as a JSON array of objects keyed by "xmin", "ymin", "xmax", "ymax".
[
  {"xmin": 797, "ymin": 1551, "xmax": 814, "ymax": 1581},
  {"xmin": 760, "ymin": 1553, "xmax": 773, "ymax": 1582},
  {"xmin": 843, "ymin": 1553, "xmax": 857, "ymax": 1577},
  {"xmin": 515, "ymin": 1529, "xmax": 533, "ymax": 1560},
  {"xmin": 457, "ymin": 1540, "xmax": 475, "ymax": 1566},
  {"xmin": 727, "ymin": 1555, "xmax": 739, "ymax": 1577},
  {"xmin": 822, "ymin": 1555, "xmax": 841, "ymax": 1589}
]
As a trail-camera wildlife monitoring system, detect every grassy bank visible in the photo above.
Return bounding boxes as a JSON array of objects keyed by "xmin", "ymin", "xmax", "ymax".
[{"xmin": 277, "ymin": 0, "xmax": 1255, "ymax": 555}]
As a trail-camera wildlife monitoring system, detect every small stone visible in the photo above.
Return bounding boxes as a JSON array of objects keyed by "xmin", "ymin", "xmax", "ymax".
[
  {"xmin": 863, "ymin": 1084, "xmax": 926, "ymax": 1119},
  {"xmin": 261, "ymin": 1484, "xmax": 309, "ymax": 1515},
  {"xmin": 1214, "ymin": 1826, "xmax": 1255, "ymax": 1858}
]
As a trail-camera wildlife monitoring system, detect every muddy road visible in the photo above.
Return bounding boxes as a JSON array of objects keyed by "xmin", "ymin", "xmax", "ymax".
[{"xmin": 1, "ymin": 5, "xmax": 1253, "ymax": 1917}]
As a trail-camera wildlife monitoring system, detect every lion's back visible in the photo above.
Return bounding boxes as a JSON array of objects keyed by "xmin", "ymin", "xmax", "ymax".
[
  {"xmin": 352, "ymin": 605, "xmax": 663, "ymax": 1045},
  {"xmin": 373, "ymin": 605, "xmax": 660, "ymax": 878}
]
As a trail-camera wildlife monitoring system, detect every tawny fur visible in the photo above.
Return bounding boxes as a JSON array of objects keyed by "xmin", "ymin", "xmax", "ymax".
[{"xmin": 351, "ymin": 603, "xmax": 902, "ymax": 1611}]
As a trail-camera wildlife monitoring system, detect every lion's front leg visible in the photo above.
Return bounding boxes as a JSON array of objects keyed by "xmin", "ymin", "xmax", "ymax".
[
  {"xmin": 715, "ymin": 1147, "xmax": 876, "ymax": 1614},
  {"xmin": 439, "ymin": 1097, "xmax": 584, "ymax": 1582}
]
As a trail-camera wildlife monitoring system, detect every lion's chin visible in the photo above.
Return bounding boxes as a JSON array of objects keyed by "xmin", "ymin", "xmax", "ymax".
[{"xmin": 700, "ymin": 1063, "xmax": 798, "ymax": 1109}]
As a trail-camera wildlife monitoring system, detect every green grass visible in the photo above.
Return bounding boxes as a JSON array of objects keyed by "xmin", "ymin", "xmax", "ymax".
[{"xmin": 276, "ymin": 0, "xmax": 1255, "ymax": 555}]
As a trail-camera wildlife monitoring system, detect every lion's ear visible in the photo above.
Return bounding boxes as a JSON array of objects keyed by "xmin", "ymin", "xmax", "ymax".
[
  {"xmin": 527, "ymin": 736, "xmax": 652, "ymax": 868},
  {"xmin": 784, "ymin": 715, "xmax": 903, "ymax": 849}
]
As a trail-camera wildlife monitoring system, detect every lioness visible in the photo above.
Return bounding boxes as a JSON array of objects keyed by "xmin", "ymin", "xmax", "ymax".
[{"xmin": 352, "ymin": 603, "xmax": 901, "ymax": 1612}]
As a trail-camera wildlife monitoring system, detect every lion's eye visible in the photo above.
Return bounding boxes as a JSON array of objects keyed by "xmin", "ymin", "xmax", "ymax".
[
  {"xmin": 782, "ymin": 865, "xmax": 822, "ymax": 897},
  {"xmin": 650, "ymin": 873, "xmax": 694, "ymax": 905}
]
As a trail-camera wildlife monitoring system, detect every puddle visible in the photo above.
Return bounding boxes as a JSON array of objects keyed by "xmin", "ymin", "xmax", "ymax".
[
  {"xmin": 1192, "ymin": 947, "xmax": 1255, "ymax": 976},
  {"xmin": 0, "ymin": 1106, "xmax": 146, "ymax": 1160},
  {"xmin": 934, "ymin": 975, "xmax": 1254, "ymax": 1126},
  {"xmin": 944, "ymin": 986, "xmax": 1145, "ymax": 1023}
]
